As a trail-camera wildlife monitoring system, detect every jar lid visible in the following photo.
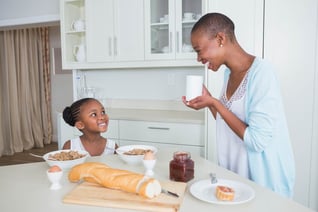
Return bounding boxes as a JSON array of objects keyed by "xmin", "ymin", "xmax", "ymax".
[{"xmin": 173, "ymin": 151, "xmax": 191, "ymax": 161}]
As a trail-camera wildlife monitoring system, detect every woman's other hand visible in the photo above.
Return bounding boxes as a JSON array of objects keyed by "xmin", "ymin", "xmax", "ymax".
[{"xmin": 182, "ymin": 85, "xmax": 214, "ymax": 110}]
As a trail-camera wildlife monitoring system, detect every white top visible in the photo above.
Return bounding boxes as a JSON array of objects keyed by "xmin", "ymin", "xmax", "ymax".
[
  {"xmin": 70, "ymin": 137, "xmax": 116, "ymax": 156},
  {"xmin": 216, "ymin": 72, "xmax": 250, "ymax": 179}
]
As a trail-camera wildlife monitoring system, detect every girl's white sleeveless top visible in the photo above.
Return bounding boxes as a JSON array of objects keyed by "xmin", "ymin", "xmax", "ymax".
[{"xmin": 70, "ymin": 137, "xmax": 116, "ymax": 156}]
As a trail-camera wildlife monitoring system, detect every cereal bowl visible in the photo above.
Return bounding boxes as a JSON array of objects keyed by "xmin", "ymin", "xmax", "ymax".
[
  {"xmin": 43, "ymin": 150, "xmax": 89, "ymax": 170},
  {"xmin": 116, "ymin": 145, "xmax": 157, "ymax": 165}
]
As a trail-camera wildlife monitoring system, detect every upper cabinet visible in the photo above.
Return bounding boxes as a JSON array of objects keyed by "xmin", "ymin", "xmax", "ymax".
[
  {"xmin": 60, "ymin": 0, "xmax": 144, "ymax": 69},
  {"xmin": 60, "ymin": 0, "xmax": 208, "ymax": 69},
  {"xmin": 144, "ymin": 0, "xmax": 207, "ymax": 60},
  {"xmin": 60, "ymin": 0, "xmax": 86, "ymax": 68},
  {"xmin": 86, "ymin": 0, "xmax": 144, "ymax": 63}
]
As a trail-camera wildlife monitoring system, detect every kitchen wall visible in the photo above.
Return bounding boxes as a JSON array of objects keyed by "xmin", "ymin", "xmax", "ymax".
[
  {"xmin": 49, "ymin": 26, "xmax": 73, "ymax": 142},
  {"xmin": 0, "ymin": 0, "xmax": 59, "ymax": 27}
]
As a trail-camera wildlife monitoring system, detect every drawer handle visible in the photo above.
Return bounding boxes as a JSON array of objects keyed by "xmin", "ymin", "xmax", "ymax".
[{"xmin": 148, "ymin": 127, "xmax": 170, "ymax": 130}]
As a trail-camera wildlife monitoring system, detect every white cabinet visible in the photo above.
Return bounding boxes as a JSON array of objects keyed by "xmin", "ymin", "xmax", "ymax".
[
  {"xmin": 57, "ymin": 113, "xmax": 119, "ymax": 150},
  {"xmin": 144, "ymin": 0, "xmax": 207, "ymax": 60},
  {"xmin": 118, "ymin": 120, "xmax": 205, "ymax": 156},
  {"xmin": 60, "ymin": 0, "xmax": 86, "ymax": 68},
  {"xmin": 86, "ymin": 0, "xmax": 144, "ymax": 63},
  {"xmin": 60, "ymin": 0, "xmax": 144, "ymax": 69}
]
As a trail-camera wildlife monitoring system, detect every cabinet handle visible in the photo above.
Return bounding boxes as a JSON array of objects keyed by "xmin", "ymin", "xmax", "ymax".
[
  {"xmin": 148, "ymin": 127, "xmax": 170, "ymax": 130},
  {"xmin": 169, "ymin": 32, "xmax": 172, "ymax": 53},
  {"xmin": 114, "ymin": 36, "xmax": 117, "ymax": 56},
  {"xmin": 108, "ymin": 37, "xmax": 112, "ymax": 56},
  {"xmin": 176, "ymin": 31, "xmax": 180, "ymax": 53}
]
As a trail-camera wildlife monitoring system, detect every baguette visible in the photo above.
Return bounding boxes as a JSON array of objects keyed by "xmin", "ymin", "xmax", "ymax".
[{"xmin": 68, "ymin": 162, "xmax": 161, "ymax": 198}]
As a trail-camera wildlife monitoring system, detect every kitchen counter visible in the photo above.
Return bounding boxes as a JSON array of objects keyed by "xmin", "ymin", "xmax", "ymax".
[
  {"xmin": 106, "ymin": 108, "xmax": 204, "ymax": 124},
  {"xmin": 0, "ymin": 149, "xmax": 313, "ymax": 212}
]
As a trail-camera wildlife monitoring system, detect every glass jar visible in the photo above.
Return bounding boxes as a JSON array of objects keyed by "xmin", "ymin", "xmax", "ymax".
[{"xmin": 169, "ymin": 151, "xmax": 194, "ymax": 182}]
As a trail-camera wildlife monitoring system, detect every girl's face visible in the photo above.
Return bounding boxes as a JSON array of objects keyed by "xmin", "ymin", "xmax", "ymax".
[
  {"xmin": 77, "ymin": 100, "xmax": 109, "ymax": 133},
  {"xmin": 191, "ymin": 31, "xmax": 224, "ymax": 71}
]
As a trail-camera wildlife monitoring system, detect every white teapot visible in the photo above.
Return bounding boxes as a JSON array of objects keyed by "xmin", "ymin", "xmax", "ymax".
[
  {"xmin": 71, "ymin": 19, "xmax": 85, "ymax": 31},
  {"xmin": 73, "ymin": 44, "xmax": 86, "ymax": 62}
]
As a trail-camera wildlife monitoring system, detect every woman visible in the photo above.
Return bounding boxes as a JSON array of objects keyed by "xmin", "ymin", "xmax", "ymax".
[{"xmin": 183, "ymin": 13, "xmax": 295, "ymax": 197}]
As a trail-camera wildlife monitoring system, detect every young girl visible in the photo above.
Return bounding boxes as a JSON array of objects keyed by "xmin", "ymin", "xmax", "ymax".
[{"xmin": 62, "ymin": 98, "xmax": 118, "ymax": 156}]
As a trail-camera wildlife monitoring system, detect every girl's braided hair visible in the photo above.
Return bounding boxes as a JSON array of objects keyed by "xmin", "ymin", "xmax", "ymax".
[{"xmin": 62, "ymin": 98, "xmax": 95, "ymax": 126}]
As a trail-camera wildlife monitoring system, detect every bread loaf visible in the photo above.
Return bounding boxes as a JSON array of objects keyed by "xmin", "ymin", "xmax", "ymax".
[{"xmin": 68, "ymin": 162, "xmax": 161, "ymax": 198}]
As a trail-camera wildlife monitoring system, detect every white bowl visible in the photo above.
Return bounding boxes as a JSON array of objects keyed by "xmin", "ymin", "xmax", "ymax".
[
  {"xmin": 43, "ymin": 150, "xmax": 89, "ymax": 170},
  {"xmin": 116, "ymin": 145, "xmax": 157, "ymax": 165}
]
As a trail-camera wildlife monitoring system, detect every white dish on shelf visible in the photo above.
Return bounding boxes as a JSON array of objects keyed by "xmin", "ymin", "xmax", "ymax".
[
  {"xmin": 190, "ymin": 179, "xmax": 255, "ymax": 205},
  {"xmin": 183, "ymin": 18, "xmax": 195, "ymax": 22}
]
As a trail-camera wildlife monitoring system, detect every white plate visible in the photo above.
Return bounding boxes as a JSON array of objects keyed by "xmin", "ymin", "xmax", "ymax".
[
  {"xmin": 183, "ymin": 18, "xmax": 195, "ymax": 22},
  {"xmin": 190, "ymin": 179, "xmax": 255, "ymax": 205}
]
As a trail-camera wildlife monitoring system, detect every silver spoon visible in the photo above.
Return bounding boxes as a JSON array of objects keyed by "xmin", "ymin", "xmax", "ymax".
[
  {"xmin": 209, "ymin": 173, "xmax": 218, "ymax": 184},
  {"xmin": 29, "ymin": 153, "xmax": 44, "ymax": 158},
  {"xmin": 29, "ymin": 153, "xmax": 57, "ymax": 161}
]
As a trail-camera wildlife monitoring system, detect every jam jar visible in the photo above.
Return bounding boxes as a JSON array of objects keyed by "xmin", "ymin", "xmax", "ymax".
[{"xmin": 169, "ymin": 151, "xmax": 194, "ymax": 182}]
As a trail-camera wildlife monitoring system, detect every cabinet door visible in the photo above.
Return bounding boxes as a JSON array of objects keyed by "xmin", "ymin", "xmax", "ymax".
[
  {"xmin": 145, "ymin": 0, "xmax": 207, "ymax": 60},
  {"xmin": 86, "ymin": 0, "xmax": 114, "ymax": 62},
  {"xmin": 144, "ymin": 0, "xmax": 175, "ymax": 60},
  {"xmin": 114, "ymin": 0, "xmax": 144, "ymax": 61},
  {"xmin": 175, "ymin": 0, "xmax": 206, "ymax": 59}
]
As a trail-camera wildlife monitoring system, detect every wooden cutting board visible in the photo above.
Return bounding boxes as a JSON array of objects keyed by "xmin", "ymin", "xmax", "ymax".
[{"xmin": 63, "ymin": 181, "xmax": 187, "ymax": 211}]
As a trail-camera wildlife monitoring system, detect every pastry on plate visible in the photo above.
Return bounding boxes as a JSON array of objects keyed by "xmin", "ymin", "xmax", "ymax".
[{"xmin": 215, "ymin": 185, "xmax": 235, "ymax": 201}]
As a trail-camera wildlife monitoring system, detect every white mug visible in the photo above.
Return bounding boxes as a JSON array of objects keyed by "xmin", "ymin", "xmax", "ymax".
[
  {"xmin": 186, "ymin": 75, "xmax": 203, "ymax": 101},
  {"xmin": 184, "ymin": 12, "xmax": 194, "ymax": 20},
  {"xmin": 71, "ymin": 19, "xmax": 85, "ymax": 31}
]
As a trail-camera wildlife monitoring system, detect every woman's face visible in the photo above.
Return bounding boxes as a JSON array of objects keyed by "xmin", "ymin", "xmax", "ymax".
[
  {"xmin": 191, "ymin": 31, "xmax": 224, "ymax": 71},
  {"xmin": 78, "ymin": 100, "xmax": 109, "ymax": 133}
]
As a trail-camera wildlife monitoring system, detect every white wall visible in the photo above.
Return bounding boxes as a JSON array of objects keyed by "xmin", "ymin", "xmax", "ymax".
[
  {"xmin": 82, "ymin": 68, "xmax": 204, "ymax": 102},
  {"xmin": 0, "ymin": 0, "xmax": 59, "ymax": 27},
  {"xmin": 264, "ymin": 0, "xmax": 318, "ymax": 208},
  {"xmin": 49, "ymin": 26, "xmax": 73, "ymax": 142}
]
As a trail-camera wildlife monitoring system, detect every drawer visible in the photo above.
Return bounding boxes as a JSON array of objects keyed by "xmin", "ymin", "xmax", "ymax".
[{"xmin": 119, "ymin": 120, "xmax": 204, "ymax": 146}]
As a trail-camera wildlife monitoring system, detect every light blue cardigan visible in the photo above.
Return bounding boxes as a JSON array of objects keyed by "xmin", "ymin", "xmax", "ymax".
[{"xmin": 223, "ymin": 57, "xmax": 295, "ymax": 197}]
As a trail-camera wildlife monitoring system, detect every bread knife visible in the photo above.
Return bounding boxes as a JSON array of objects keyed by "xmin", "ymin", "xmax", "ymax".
[{"xmin": 161, "ymin": 189, "xmax": 179, "ymax": 198}]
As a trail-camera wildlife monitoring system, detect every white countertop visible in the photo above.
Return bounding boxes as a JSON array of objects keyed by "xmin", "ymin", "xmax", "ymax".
[
  {"xmin": 0, "ymin": 149, "xmax": 313, "ymax": 212},
  {"xmin": 106, "ymin": 108, "xmax": 204, "ymax": 124}
]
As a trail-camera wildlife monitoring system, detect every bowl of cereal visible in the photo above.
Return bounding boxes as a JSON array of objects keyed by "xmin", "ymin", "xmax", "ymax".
[
  {"xmin": 43, "ymin": 150, "xmax": 89, "ymax": 170},
  {"xmin": 116, "ymin": 145, "xmax": 157, "ymax": 165}
]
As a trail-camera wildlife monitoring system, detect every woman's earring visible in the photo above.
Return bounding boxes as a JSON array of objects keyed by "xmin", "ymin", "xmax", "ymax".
[{"xmin": 220, "ymin": 44, "xmax": 223, "ymax": 47}]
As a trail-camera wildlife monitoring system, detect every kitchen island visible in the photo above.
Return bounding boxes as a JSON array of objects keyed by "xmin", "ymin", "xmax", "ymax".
[{"xmin": 0, "ymin": 149, "xmax": 313, "ymax": 212}]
